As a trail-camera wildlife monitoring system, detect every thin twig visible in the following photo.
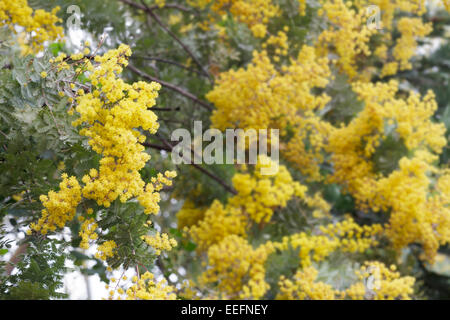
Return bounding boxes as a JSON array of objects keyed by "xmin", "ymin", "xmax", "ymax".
[
  {"xmin": 127, "ymin": 64, "xmax": 212, "ymax": 111},
  {"xmin": 151, "ymin": 107, "xmax": 180, "ymax": 112},
  {"xmin": 119, "ymin": 0, "xmax": 195, "ymax": 14},
  {"xmin": 131, "ymin": 56, "xmax": 206, "ymax": 77},
  {"xmin": 153, "ymin": 133, "xmax": 237, "ymax": 195},
  {"xmin": 41, "ymin": 89, "xmax": 64, "ymax": 136},
  {"xmin": 143, "ymin": 7, "xmax": 212, "ymax": 81},
  {"xmin": 72, "ymin": 34, "xmax": 107, "ymax": 82},
  {"xmin": 190, "ymin": 162, "xmax": 237, "ymax": 195},
  {"xmin": 158, "ymin": 118, "xmax": 185, "ymax": 124},
  {"xmin": 120, "ymin": 0, "xmax": 211, "ymax": 81},
  {"xmin": 142, "ymin": 143, "xmax": 171, "ymax": 151},
  {"xmin": 5, "ymin": 243, "xmax": 29, "ymax": 275},
  {"xmin": 155, "ymin": 258, "xmax": 166, "ymax": 276}
]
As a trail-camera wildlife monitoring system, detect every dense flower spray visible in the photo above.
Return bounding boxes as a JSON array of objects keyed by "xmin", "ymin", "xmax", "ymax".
[{"xmin": 0, "ymin": 0, "xmax": 63, "ymax": 54}]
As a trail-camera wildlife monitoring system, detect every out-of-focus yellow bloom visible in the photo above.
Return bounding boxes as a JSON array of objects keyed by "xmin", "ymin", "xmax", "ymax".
[{"xmin": 0, "ymin": 0, "xmax": 63, "ymax": 54}]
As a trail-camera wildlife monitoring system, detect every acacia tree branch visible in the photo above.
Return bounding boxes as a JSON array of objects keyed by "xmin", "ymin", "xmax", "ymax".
[
  {"xmin": 118, "ymin": 0, "xmax": 147, "ymax": 10},
  {"xmin": 5, "ymin": 243, "xmax": 29, "ymax": 276},
  {"xmin": 150, "ymin": 133, "xmax": 237, "ymax": 195},
  {"xmin": 131, "ymin": 56, "xmax": 206, "ymax": 78},
  {"xmin": 142, "ymin": 143, "xmax": 171, "ymax": 151},
  {"xmin": 154, "ymin": 3, "xmax": 193, "ymax": 13},
  {"xmin": 120, "ymin": 0, "xmax": 211, "ymax": 81},
  {"xmin": 151, "ymin": 107, "xmax": 181, "ymax": 112},
  {"xmin": 118, "ymin": 0, "xmax": 194, "ymax": 13},
  {"xmin": 190, "ymin": 162, "xmax": 237, "ymax": 195},
  {"xmin": 127, "ymin": 64, "xmax": 212, "ymax": 111},
  {"xmin": 144, "ymin": 7, "xmax": 211, "ymax": 81}
]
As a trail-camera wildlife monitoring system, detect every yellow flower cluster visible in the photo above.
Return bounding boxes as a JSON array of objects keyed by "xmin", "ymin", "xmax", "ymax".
[
  {"xmin": 278, "ymin": 266, "xmax": 337, "ymax": 300},
  {"xmin": 302, "ymin": 192, "xmax": 332, "ymax": 219},
  {"xmin": 95, "ymin": 240, "xmax": 117, "ymax": 261},
  {"xmin": 200, "ymin": 235, "xmax": 274, "ymax": 299},
  {"xmin": 49, "ymin": 52, "xmax": 70, "ymax": 72},
  {"xmin": 176, "ymin": 200, "xmax": 206, "ymax": 229},
  {"xmin": 274, "ymin": 218, "xmax": 383, "ymax": 267},
  {"xmin": 443, "ymin": 0, "xmax": 450, "ymax": 11},
  {"xmin": 278, "ymin": 261, "xmax": 415, "ymax": 300},
  {"xmin": 79, "ymin": 216, "xmax": 98, "ymax": 250},
  {"xmin": 0, "ymin": 0, "xmax": 63, "ymax": 54},
  {"xmin": 207, "ymin": 46, "xmax": 332, "ymax": 180},
  {"xmin": 12, "ymin": 191, "xmax": 25, "ymax": 202},
  {"xmin": 155, "ymin": 0, "xmax": 166, "ymax": 8},
  {"xmin": 388, "ymin": 17, "xmax": 432, "ymax": 76},
  {"xmin": 30, "ymin": 174, "xmax": 81, "ymax": 235},
  {"xmin": 70, "ymin": 45, "xmax": 175, "ymax": 213},
  {"xmin": 184, "ymin": 158, "xmax": 319, "ymax": 297},
  {"xmin": 168, "ymin": 13, "xmax": 182, "ymax": 26},
  {"xmin": 25, "ymin": 41, "xmax": 179, "ymax": 300},
  {"xmin": 328, "ymin": 80, "xmax": 445, "ymax": 198},
  {"xmin": 186, "ymin": 0, "xmax": 449, "ymax": 300},
  {"xmin": 128, "ymin": 272, "xmax": 176, "ymax": 300},
  {"xmin": 316, "ymin": 0, "xmax": 433, "ymax": 80},
  {"xmin": 316, "ymin": 0, "xmax": 377, "ymax": 80},
  {"xmin": 188, "ymin": 0, "xmax": 279, "ymax": 38},
  {"xmin": 346, "ymin": 261, "xmax": 415, "ymax": 300},
  {"xmin": 178, "ymin": 279, "xmax": 198, "ymax": 299},
  {"xmin": 229, "ymin": 159, "xmax": 307, "ymax": 224},
  {"xmin": 188, "ymin": 200, "xmax": 247, "ymax": 251},
  {"xmin": 320, "ymin": 219, "xmax": 384, "ymax": 252},
  {"xmin": 262, "ymin": 29, "xmax": 289, "ymax": 59},
  {"xmin": 187, "ymin": 156, "xmax": 307, "ymax": 251},
  {"xmin": 326, "ymin": 80, "xmax": 448, "ymax": 262},
  {"xmin": 376, "ymin": 155, "xmax": 450, "ymax": 262},
  {"xmin": 141, "ymin": 232, "xmax": 177, "ymax": 255},
  {"xmin": 208, "ymin": 46, "xmax": 330, "ymax": 131},
  {"xmin": 32, "ymin": 46, "xmax": 176, "ymax": 258},
  {"xmin": 138, "ymin": 171, "xmax": 177, "ymax": 214},
  {"xmin": 29, "ymin": 47, "xmax": 182, "ymax": 305},
  {"xmin": 284, "ymin": 115, "xmax": 335, "ymax": 181},
  {"xmin": 297, "ymin": 0, "xmax": 307, "ymax": 16},
  {"xmin": 109, "ymin": 271, "xmax": 176, "ymax": 300}
]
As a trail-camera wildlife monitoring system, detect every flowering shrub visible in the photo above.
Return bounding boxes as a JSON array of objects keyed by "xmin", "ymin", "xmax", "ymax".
[{"xmin": 0, "ymin": 0, "xmax": 450, "ymax": 300}]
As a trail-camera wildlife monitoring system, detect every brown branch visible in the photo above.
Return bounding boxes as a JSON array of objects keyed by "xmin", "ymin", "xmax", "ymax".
[
  {"xmin": 155, "ymin": 257, "xmax": 166, "ymax": 276},
  {"xmin": 151, "ymin": 107, "xmax": 181, "ymax": 112},
  {"xmin": 153, "ymin": 133, "xmax": 237, "ymax": 195},
  {"xmin": 131, "ymin": 56, "xmax": 206, "ymax": 77},
  {"xmin": 142, "ymin": 143, "xmax": 171, "ymax": 151},
  {"xmin": 158, "ymin": 118, "xmax": 186, "ymax": 124},
  {"xmin": 120, "ymin": 0, "xmax": 211, "ymax": 81},
  {"xmin": 5, "ymin": 243, "xmax": 29, "ymax": 276},
  {"xmin": 144, "ymin": 7, "xmax": 211, "ymax": 81},
  {"xmin": 127, "ymin": 64, "xmax": 212, "ymax": 111},
  {"xmin": 118, "ymin": 0, "xmax": 146, "ymax": 10},
  {"xmin": 190, "ymin": 162, "xmax": 237, "ymax": 195},
  {"xmin": 119, "ymin": 0, "xmax": 194, "ymax": 13}
]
